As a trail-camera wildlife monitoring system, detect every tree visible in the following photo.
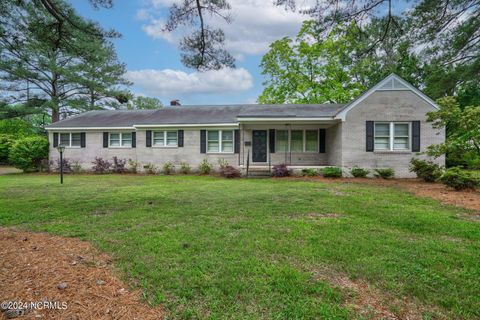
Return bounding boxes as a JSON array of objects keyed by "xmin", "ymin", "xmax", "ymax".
[
  {"xmin": 426, "ymin": 97, "xmax": 480, "ymax": 167},
  {"xmin": 0, "ymin": 0, "xmax": 128, "ymax": 122},
  {"xmin": 127, "ymin": 96, "xmax": 163, "ymax": 110}
]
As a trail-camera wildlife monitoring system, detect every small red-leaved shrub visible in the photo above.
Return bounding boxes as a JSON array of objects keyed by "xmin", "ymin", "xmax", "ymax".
[
  {"xmin": 272, "ymin": 164, "xmax": 290, "ymax": 177},
  {"xmin": 91, "ymin": 157, "xmax": 112, "ymax": 174},
  {"xmin": 220, "ymin": 165, "xmax": 241, "ymax": 178}
]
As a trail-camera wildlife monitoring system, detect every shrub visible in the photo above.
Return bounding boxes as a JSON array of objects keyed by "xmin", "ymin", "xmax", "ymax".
[
  {"xmin": 72, "ymin": 161, "xmax": 83, "ymax": 174},
  {"xmin": 439, "ymin": 167, "xmax": 480, "ymax": 190},
  {"xmin": 0, "ymin": 134, "xmax": 14, "ymax": 164},
  {"xmin": 127, "ymin": 159, "xmax": 139, "ymax": 173},
  {"xmin": 320, "ymin": 167, "xmax": 342, "ymax": 178},
  {"xmin": 112, "ymin": 156, "xmax": 128, "ymax": 173},
  {"xmin": 9, "ymin": 136, "xmax": 49, "ymax": 172},
  {"xmin": 409, "ymin": 158, "xmax": 442, "ymax": 182},
  {"xmin": 217, "ymin": 158, "xmax": 229, "ymax": 170},
  {"xmin": 198, "ymin": 158, "xmax": 213, "ymax": 174},
  {"xmin": 272, "ymin": 164, "xmax": 290, "ymax": 177},
  {"xmin": 91, "ymin": 157, "xmax": 111, "ymax": 174},
  {"xmin": 374, "ymin": 168, "xmax": 395, "ymax": 179},
  {"xmin": 179, "ymin": 162, "xmax": 191, "ymax": 174},
  {"xmin": 163, "ymin": 162, "xmax": 175, "ymax": 175},
  {"xmin": 220, "ymin": 165, "xmax": 241, "ymax": 178},
  {"xmin": 144, "ymin": 163, "xmax": 157, "ymax": 175},
  {"xmin": 350, "ymin": 167, "xmax": 369, "ymax": 178},
  {"xmin": 55, "ymin": 157, "xmax": 72, "ymax": 173},
  {"xmin": 301, "ymin": 168, "xmax": 318, "ymax": 177}
]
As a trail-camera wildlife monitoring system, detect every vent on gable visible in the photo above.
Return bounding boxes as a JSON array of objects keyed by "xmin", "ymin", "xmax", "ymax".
[{"xmin": 378, "ymin": 77, "xmax": 409, "ymax": 90}]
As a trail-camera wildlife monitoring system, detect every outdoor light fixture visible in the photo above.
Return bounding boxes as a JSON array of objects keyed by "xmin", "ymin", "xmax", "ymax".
[{"xmin": 56, "ymin": 145, "xmax": 65, "ymax": 184}]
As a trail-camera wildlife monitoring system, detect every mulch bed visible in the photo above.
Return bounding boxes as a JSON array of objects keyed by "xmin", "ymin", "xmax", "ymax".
[
  {"xmin": 0, "ymin": 229, "xmax": 163, "ymax": 320},
  {"xmin": 291, "ymin": 177, "xmax": 480, "ymax": 213}
]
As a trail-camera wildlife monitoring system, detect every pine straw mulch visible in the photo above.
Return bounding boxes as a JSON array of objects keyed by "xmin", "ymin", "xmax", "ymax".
[
  {"xmin": 0, "ymin": 228, "xmax": 163, "ymax": 320},
  {"xmin": 289, "ymin": 177, "xmax": 480, "ymax": 215}
]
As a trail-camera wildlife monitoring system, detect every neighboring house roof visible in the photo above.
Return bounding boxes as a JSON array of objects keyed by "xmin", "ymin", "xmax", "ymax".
[{"xmin": 46, "ymin": 103, "xmax": 346, "ymax": 129}]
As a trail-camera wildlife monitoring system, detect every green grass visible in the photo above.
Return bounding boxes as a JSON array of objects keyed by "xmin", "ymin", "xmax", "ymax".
[{"xmin": 0, "ymin": 174, "xmax": 479, "ymax": 319}]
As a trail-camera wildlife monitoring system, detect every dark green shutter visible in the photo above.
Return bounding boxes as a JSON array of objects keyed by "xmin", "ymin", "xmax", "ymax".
[
  {"xmin": 412, "ymin": 121, "xmax": 420, "ymax": 152},
  {"xmin": 366, "ymin": 121, "xmax": 374, "ymax": 152},
  {"xmin": 53, "ymin": 133, "xmax": 58, "ymax": 147},
  {"xmin": 80, "ymin": 132, "xmax": 86, "ymax": 148},
  {"xmin": 103, "ymin": 132, "xmax": 108, "ymax": 148},
  {"xmin": 269, "ymin": 129, "xmax": 275, "ymax": 153},
  {"xmin": 178, "ymin": 130, "xmax": 184, "ymax": 147},
  {"xmin": 132, "ymin": 132, "xmax": 136, "ymax": 148},
  {"xmin": 146, "ymin": 130, "xmax": 152, "ymax": 147},
  {"xmin": 319, "ymin": 129, "xmax": 326, "ymax": 153},
  {"xmin": 234, "ymin": 129, "xmax": 240, "ymax": 153},
  {"xmin": 200, "ymin": 130, "xmax": 206, "ymax": 153}
]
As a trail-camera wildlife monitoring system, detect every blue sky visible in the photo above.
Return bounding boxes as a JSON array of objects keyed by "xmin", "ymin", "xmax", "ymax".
[{"xmin": 72, "ymin": 0, "xmax": 407, "ymax": 106}]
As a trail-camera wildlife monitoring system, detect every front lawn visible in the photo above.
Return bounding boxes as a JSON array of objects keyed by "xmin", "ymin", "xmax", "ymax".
[{"xmin": 1, "ymin": 174, "xmax": 479, "ymax": 319}]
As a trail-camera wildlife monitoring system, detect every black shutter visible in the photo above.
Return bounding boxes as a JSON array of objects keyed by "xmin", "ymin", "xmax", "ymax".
[
  {"xmin": 178, "ymin": 130, "xmax": 184, "ymax": 147},
  {"xmin": 366, "ymin": 121, "xmax": 374, "ymax": 152},
  {"xmin": 200, "ymin": 130, "xmax": 206, "ymax": 153},
  {"xmin": 146, "ymin": 130, "xmax": 152, "ymax": 147},
  {"xmin": 103, "ymin": 132, "xmax": 108, "ymax": 148},
  {"xmin": 319, "ymin": 129, "xmax": 326, "ymax": 153},
  {"xmin": 234, "ymin": 129, "xmax": 240, "ymax": 154},
  {"xmin": 53, "ymin": 133, "xmax": 58, "ymax": 147},
  {"xmin": 269, "ymin": 129, "xmax": 275, "ymax": 153},
  {"xmin": 132, "ymin": 132, "xmax": 136, "ymax": 148},
  {"xmin": 412, "ymin": 121, "xmax": 421, "ymax": 152},
  {"xmin": 80, "ymin": 132, "xmax": 86, "ymax": 148}
]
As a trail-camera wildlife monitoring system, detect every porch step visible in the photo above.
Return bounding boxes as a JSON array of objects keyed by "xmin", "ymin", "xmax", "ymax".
[{"xmin": 246, "ymin": 168, "xmax": 271, "ymax": 177}]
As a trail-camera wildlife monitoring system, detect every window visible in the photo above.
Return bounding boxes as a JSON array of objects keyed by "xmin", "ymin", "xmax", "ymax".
[
  {"xmin": 305, "ymin": 130, "xmax": 318, "ymax": 152},
  {"xmin": 275, "ymin": 129, "xmax": 319, "ymax": 152},
  {"xmin": 153, "ymin": 131, "xmax": 178, "ymax": 147},
  {"xmin": 207, "ymin": 130, "xmax": 234, "ymax": 153},
  {"xmin": 276, "ymin": 130, "xmax": 288, "ymax": 152},
  {"xmin": 58, "ymin": 133, "xmax": 81, "ymax": 147},
  {"xmin": 109, "ymin": 132, "xmax": 132, "ymax": 147},
  {"xmin": 374, "ymin": 122, "xmax": 410, "ymax": 151}
]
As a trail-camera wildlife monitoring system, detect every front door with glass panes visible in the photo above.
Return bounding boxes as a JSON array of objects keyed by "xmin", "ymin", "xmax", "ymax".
[{"xmin": 252, "ymin": 130, "xmax": 267, "ymax": 162}]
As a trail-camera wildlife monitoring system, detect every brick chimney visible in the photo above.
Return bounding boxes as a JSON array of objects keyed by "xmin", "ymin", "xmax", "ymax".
[{"xmin": 170, "ymin": 99, "xmax": 181, "ymax": 106}]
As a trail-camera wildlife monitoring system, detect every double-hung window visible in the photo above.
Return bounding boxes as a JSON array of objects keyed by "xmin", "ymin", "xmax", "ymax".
[
  {"xmin": 275, "ymin": 129, "xmax": 319, "ymax": 152},
  {"xmin": 58, "ymin": 133, "xmax": 81, "ymax": 147},
  {"xmin": 374, "ymin": 122, "xmax": 410, "ymax": 151},
  {"xmin": 109, "ymin": 132, "xmax": 132, "ymax": 147},
  {"xmin": 207, "ymin": 130, "xmax": 234, "ymax": 153},
  {"xmin": 153, "ymin": 131, "xmax": 178, "ymax": 147}
]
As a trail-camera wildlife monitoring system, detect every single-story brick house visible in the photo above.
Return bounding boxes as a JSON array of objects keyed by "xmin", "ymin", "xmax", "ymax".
[{"xmin": 46, "ymin": 74, "xmax": 445, "ymax": 177}]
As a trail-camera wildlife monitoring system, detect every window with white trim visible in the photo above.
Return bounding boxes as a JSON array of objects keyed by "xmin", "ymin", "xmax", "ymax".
[
  {"xmin": 374, "ymin": 122, "xmax": 410, "ymax": 151},
  {"xmin": 275, "ymin": 129, "xmax": 319, "ymax": 152},
  {"xmin": 207, "ymin": 130, "xmax": 234, "ymax": 153},
  {"xmin": 153, "ymin": 131, "xmax": 178, "ymax": 147},
  {"xmin": 109, "ymin": 132, "xmax": 132, "ymax": 147},
  {"xmin": 58, "ymin": 133, "xmax": 81, "ymax": 147}
]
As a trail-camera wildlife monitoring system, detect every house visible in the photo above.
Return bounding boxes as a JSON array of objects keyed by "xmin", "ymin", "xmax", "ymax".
[{"xmin": 45, "ymin": 74, "xmax": 445, "ymax": 177}]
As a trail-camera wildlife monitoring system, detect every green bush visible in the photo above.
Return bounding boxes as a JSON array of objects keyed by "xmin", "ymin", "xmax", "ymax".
[
  {"xmin": 374, "ymin": 168, "xmax": 395, "ymax": 179},
  {"xmin": 301, "ymin": 168, "xmax": 318, "ymax": 177},
  {"xmin": 127, "ymin": 159, "xmax": 139, "ymax": 173},
  {"xmin": 320, "ymin": 167, "xmax": 342, "ymax": 178},
  {"xmin": 0, "ymin": 134, "xmax": 14, "ymax": 164},
  {"xmin": 198, "ymin": 158, "xmax": 213, "ymax": 174},
  {"xmin": 179, "ymin": 162, "xmax": 191, "ymax": 174},
  {"xmin": 350, "ymin": 167, "xmax": 369, "ymax": 178},
  {"xmin": 144, "ymin": 163, "xmax": 157, "ymax": 175},
  {"xmin": 409, "ymin": 158, "xmax": 443, "ymax": 182},
  {"xmin": 8, "ymin": 136, "xmax": 49, "ymax": 172},
  {"xmin": 163, "ymin": 162, "xmax": 175, "ymax": 175},
  {"xmin": 439, "ymin": 167, "xmax": 480, "ymax": 190},
  {"xmin": 217, "ymin": 158, "xmax": 229, "ymax": 170}
]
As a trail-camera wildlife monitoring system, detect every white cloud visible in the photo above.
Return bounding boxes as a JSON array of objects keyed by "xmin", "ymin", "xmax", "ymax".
[
  {"xmin": 125, "ymin": 68, "xmax": 254, "ymax": 97},
  {"xmin": 138, "ymin": 0, "xmax": 312, "ymax": 56}
]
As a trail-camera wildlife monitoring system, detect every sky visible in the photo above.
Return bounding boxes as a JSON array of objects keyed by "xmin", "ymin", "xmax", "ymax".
[{"xmin": 72, "ymin": 0, "xmax": 408, "ymax": 106}]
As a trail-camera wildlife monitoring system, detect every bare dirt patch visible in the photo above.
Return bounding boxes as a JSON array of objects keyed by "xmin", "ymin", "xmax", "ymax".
[
  {"xmin": 0, "ymin": 228, "xmax": 163, "ymax": 320},
  {"xmin": 293, "ymin": 177, "xmax": 480, "ymax": 213},
  {"xmin": 308, "ymin": 265, "xmax": 447, "ymax": 320}
]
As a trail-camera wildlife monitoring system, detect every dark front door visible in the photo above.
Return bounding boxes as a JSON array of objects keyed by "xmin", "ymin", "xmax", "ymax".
[{"xmin": 252, "ymin": 130, "xmax": 267, "ymax": 162}]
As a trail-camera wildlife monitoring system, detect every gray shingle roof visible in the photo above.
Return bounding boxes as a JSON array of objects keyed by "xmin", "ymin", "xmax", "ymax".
[{"xmin": 46, "ymin": 104, "xmax": 346, "ymax": 128}]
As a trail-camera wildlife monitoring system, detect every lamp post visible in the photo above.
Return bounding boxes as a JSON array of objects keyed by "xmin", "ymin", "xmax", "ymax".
[{"xmin": 56, "ymin": 145, "xmax": 65, "ymax": 184}]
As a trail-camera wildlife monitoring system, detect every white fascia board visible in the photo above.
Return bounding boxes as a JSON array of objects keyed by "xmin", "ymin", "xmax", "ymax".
[
  {"xmin": 237, "ymin": 117, "xmax": 334, "ymax": 122},
  {"xmin": 335, "ymin": 74, "xmax": 439, "ymax": 122},
  {"xmin": 45, "ymin": 126, "xmax": 134, "ymax": 131},
  {"xmin": 134, "ymin": 123, "xmax": 239, "ymax": 128}
]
